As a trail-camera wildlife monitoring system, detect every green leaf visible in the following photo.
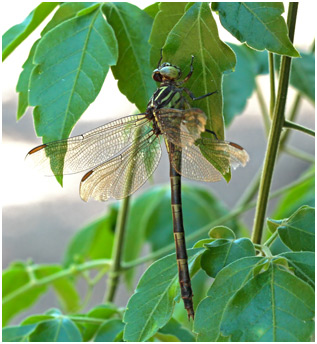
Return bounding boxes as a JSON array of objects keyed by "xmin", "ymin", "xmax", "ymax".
[
  {"xmin": 149, "ymin": 2, "xmax": 188, "ymax": 68},
  {"xmin": 223, "ymin": 43, "xmax": 257, "ymax": 125},
  {"xmin": 163, "ymin": 2, "xmax": 236, "ymax": 142},
  {"xmin": 201, "ymin": 237, "xmax": 255, "ymax": 277},
  {"xmin": 16, "ymin": 40, "xmax": 39, "ymax": 120},
  {"xmin": 29, "ymin": 6, "xmax": 118, "ymax": 184},
  {"xmin": 290, "ymin": 52, "xmax": 315, "ymax": 102},
  {"xmin": 194, "ymin": 256, "xmax": 264, "ymax": 341},
  {"xmin": 63, "ymin": 206, "xmax": 117, "ymax": 267},
  {"xmin": 273, "ymin": 167, "xmax": 315, "ymax": 219},
  {"xmin": 142, "ymin": 184, "xmax": 241, "ymax": 253},
  {"xmin": 35, "ymin": 265, "xmax": 81, "ymax": 313},
  {"xmin": 29, "ymin": 315, "xmax": 82, "ymax": 342},
  {"xmin": 267, "ymin": 218, "xmax": 284, "ymax": 233},
  {"xmin": 94, "ymin": 319, "xmax": 124, "ymax": 342},
  {"xmin": 144, "ymin": 2, "xmax": 160, "ymax": 19},
  {"xmin": 2, "ymin": 263, "xmax": 47, "ymax": 326},
  {"xmin": 123, "ymin": 187, "xmax": 167, "ymax": 288},
  {"xmin": 212, "ymin": 2, "xmax": 300, "ymax": 57},
  {"xmin": 220, "ymin": 263, "xmax": 315, "ymax": 341},
  {"xmin": 123, "ymin": 248, "xmax": 203, "ymax": 342},
  {"xmin": 2, "ymin": 324, "xmax": 37, "ymax": 342},
  {"xmin": 208, "ymin": 225, "xmax": 235, "ymax": 239},
  {"xmin": 102, "ymin": 2, "xmax": 155, "ymax": 112},
  {"xmin": 157, "ymin": 317, "xmax": 195, "ymax": 342},
  {"xmin": 277, "ymin": 206, "xmax": 315, "ymax": 252},
  {"xmin": 279, "ymin": 251, "xmax": 315, "ymax": 288},
  {"xmin": 2, "ymin": 2, "xmax": 58, "ymax": 61},
  {"xmin": 79, "ymin": 304, "xmax": 120, "ymax": 341}
]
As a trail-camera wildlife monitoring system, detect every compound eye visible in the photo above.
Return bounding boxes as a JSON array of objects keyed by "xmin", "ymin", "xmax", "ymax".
[
  {"xmin": 152, "ymin": 70, "xmax": 163, "ymax": 82},
  {"xmin": 159, "ymin": 66, "xmax": 180, "ymax": 80}
]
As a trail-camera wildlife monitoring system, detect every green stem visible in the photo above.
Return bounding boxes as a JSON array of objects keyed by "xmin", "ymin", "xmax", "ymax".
[
  {"xmin": 269, "ymin": 52, "xmax": 276, "ymax": 118},
  {"xmin": 255, "ymin": 79, "xmax": 270, "ymax": 134},
  {"xmin": 282, "ymin": 146, "xmax": 315, "ymax": 163},
  {"xmin": 105, "ymin": 196, "xmax": 130, "ymax": 303},
  {"xmin": 283, "ymin": 119, "xmax": 315, "ymax": 137},
  {"xmin": 3, "ymin": 259, "xmax": 112, "ymax": 304},
  {"xmin": 251, "ymin": 2, "xmax": 298, "ymax": 244},
  {"xmin": 263, "ymin": 230, "xmax": 279, "ymax": 248}
]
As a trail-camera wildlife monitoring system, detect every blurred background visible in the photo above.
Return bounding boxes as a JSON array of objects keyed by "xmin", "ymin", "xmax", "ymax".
[{"xmin": 2, "ymin": 1, "xmax": 315, "ymax": 323}]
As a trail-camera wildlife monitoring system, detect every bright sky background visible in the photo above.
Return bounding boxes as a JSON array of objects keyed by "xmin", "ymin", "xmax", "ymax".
[{"xmin": 2, "ymin": 1, "xmax": 315, "ymax": 207}]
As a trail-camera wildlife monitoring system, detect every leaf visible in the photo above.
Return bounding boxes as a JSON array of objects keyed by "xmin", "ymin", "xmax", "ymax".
[
  {"xmin": 144, "ymin": 184, "xmax": 241, "ymax": 253},
  {"xmin": 290, "ymin": 51, "xmax": 315, "ymax": 102},
  {"xmin": 16, "ymin": 3, "xmax": 98, "ymax": 121},
  {"xmin": 79, "ymin": 304, "xmax": 120, "ymax": 341},
  {"xmin": 2, "ymin": 324, "xmax": 37, "ymax": 342},
  {"xmin": 220, "ymin": 263, "xmax": 315, "ymax": 341},
  {"xmin": 279, "ymin": 251, "xmax": 315, "ymax": 288},
  {"xmin": 194, "ymin": 256, "xmax": 264, "ymax": 341},
  {"xmin": 212, "ymin": 2, "xmax": 300, "ymax": 57},
  {"xmin": 16, "ymin": 40, "xmax": 39, "ymax": 120},
  {"xmin": 35, "ymin": 265, "xmax": 81, "ymax": 313},
  {"xmin": 63, "ymin": 206, "xmax": 117, "ymax": 267},
  {"xmin": 277, "ymin": 206, "xmax": 315, "ymax": 252},
  {"xmin": 273, "ymin": 167, "xmax": 315, "ymax": 219},
  {"xmin": 93, "ymin": 319, "xmax": 124, "ymax": 342},
  {"xmin": 223, "ymin": 43, "xmax": 257, "ymax": 125},
  {"xmin": 2, "ymin": 263, "xmax": 47, "ymax": 326},
  {"xmin": 149, "ymin": 2, "xmax": 188, "ymax": 67},
  {"xmin": 102, "ymin": 2, "xmax": 155, "ymax": 112},
  {"xmin": 156, "ymin": 317, "xmax": 195, "ymax": 342},
  {"xmin": 123, "ymin": 248, "xmax": 203, "ymax": 342},
  {"xmin": 29, "ymin": 315, "xmax": 82, "ymax": 342},
  {"xmin": 2, "ymin": 2, "xmax": 58, "ymax": 61},
  {"xmin": 208, "ymin": 226, "xmax": 235, "ymax": 239},
  {"xmin": 29, "ymin": 6, "xmax": 118, "ymax": 184},
  {"xmin": 144, "ymin": 2, "xmax": 160, "ymax": 19},
  {"xmin": 163, "ymin": 2, "xmax": 236, "ymax": 142},
  {"xmin": 201, "ymin": 237, "xmax": 255, "ymax": 277}
]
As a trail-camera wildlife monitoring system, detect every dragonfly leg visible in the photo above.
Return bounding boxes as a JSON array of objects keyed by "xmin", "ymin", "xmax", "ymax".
[
  {"xmin": 182, "ymin": 55, "xmax": 195, "ymax": 83},
  {"xmin": 205, "ymin": 128, "xmax": 219, "ymax": 140},
  {"xmin": 183, "ymin": 87, "xmax": 218, "ymax": 101}
]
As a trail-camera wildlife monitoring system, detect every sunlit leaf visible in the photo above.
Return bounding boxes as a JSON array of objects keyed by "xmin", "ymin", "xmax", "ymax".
[
  {"xmin": 123, "ymin": 249, "xmax": 203, "ymax": 342},
  {"xmin": 194, "ymin": 256, "xmax": 264, "ymax": 341},
  {"xmin": 220, "ymin": 263, "xmax": 315, "ymax": 341},
  {"xmin": 2, "ymin": 2, "xmax": 58, "ymax": 61},
  {"xmin": 29, "ymin": 6, "xmax": 118, "ymax": 183},
  {"xmin": 212, "ymin": 2, "xmax": 300, "ymax": 57},
  {"xmin": 102, "ymin": 2, "xmax": 155, "ymax": 112}
]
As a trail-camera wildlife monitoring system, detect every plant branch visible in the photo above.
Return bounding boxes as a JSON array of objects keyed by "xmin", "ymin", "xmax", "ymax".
[
  {"xmin": 255, "ymin": 79, "xmax": 270, "ymax": 134},
  {"xmin": 269, "ymin": 52, "xmax": 276, "ymax": 118},
  {"xmin": 105, "ymin": 196, "xmax": 130, "ymax": 303},
  {"xmin": 283, "ymin": 119, "xmax": 315, "ymax": 137},
  {"xmin": 251, "ymin": 2, "xmax": 298, "ymax": 244}
]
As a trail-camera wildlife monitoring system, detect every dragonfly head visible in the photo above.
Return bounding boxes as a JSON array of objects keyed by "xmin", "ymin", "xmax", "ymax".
[{"xmin": 152, "ymin": 63, "xmax": 182, "ymax": 82}]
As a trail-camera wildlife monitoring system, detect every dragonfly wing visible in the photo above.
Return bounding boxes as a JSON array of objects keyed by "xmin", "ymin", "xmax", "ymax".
[
  {"xmin": 167, "ymin": 136, "xmax": 249, "ymax": 182},
  {"xmin": 157, "ymin": 108, "xmax": 207, "ymax": 147},
  {"xmin": 80, "ymin": 130, "xmax": 161, "ymax": 201},
  {"xmin": 26, "ymin": 114, "xmax": 149, "ymax": 176}
]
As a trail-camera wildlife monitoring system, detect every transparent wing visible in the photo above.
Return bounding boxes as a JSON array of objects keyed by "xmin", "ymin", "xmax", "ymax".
[
  {"xmin": 157, "ymin": 108, "xmax": 207, "ymax": 146},
  {"xmin": 26, "ymin": 114, "xmax": 149, "ymax": 175},
  {"xmin": 80, "ymin": 129, "xmax": 161, "ymax": 201},
  {"xmin": 166, "ymin": 136, "xmax": 249, "ymax": 182}
]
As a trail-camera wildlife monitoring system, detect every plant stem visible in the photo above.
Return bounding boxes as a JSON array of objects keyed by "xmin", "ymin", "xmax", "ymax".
[
  {"xmin": 251, "ymin": 2, "xmax": 298, "ymax": 244},
  {"xmin": 255, "ymin": 79, "xmax": 270, "ymax": 134},
  {"xmin": 283, "ymin": 119, "xmax": 315, "ymax": 137},
  {"xmin": 269, "ymin": 52, "xmax": 276, "ymax": 118},
  {"xmin": 105, "ymin": 196, "xmax": 130, "ymax": 303}
]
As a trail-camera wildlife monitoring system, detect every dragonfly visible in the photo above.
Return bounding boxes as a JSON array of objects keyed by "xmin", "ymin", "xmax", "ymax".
[{"xmin": 26, "ymin": 54, "xmax": 249, "ymax": 319}]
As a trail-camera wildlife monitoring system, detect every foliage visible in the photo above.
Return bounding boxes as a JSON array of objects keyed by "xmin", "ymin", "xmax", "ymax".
[{"xmin": 2, "ymin": 1, "xmax": 315, "ymax": 342}]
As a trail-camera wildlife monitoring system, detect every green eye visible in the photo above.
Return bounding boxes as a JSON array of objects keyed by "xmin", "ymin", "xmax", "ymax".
[{"xmin": 159, "ymin": 66, "xmax": 180, "ymax": 79}]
